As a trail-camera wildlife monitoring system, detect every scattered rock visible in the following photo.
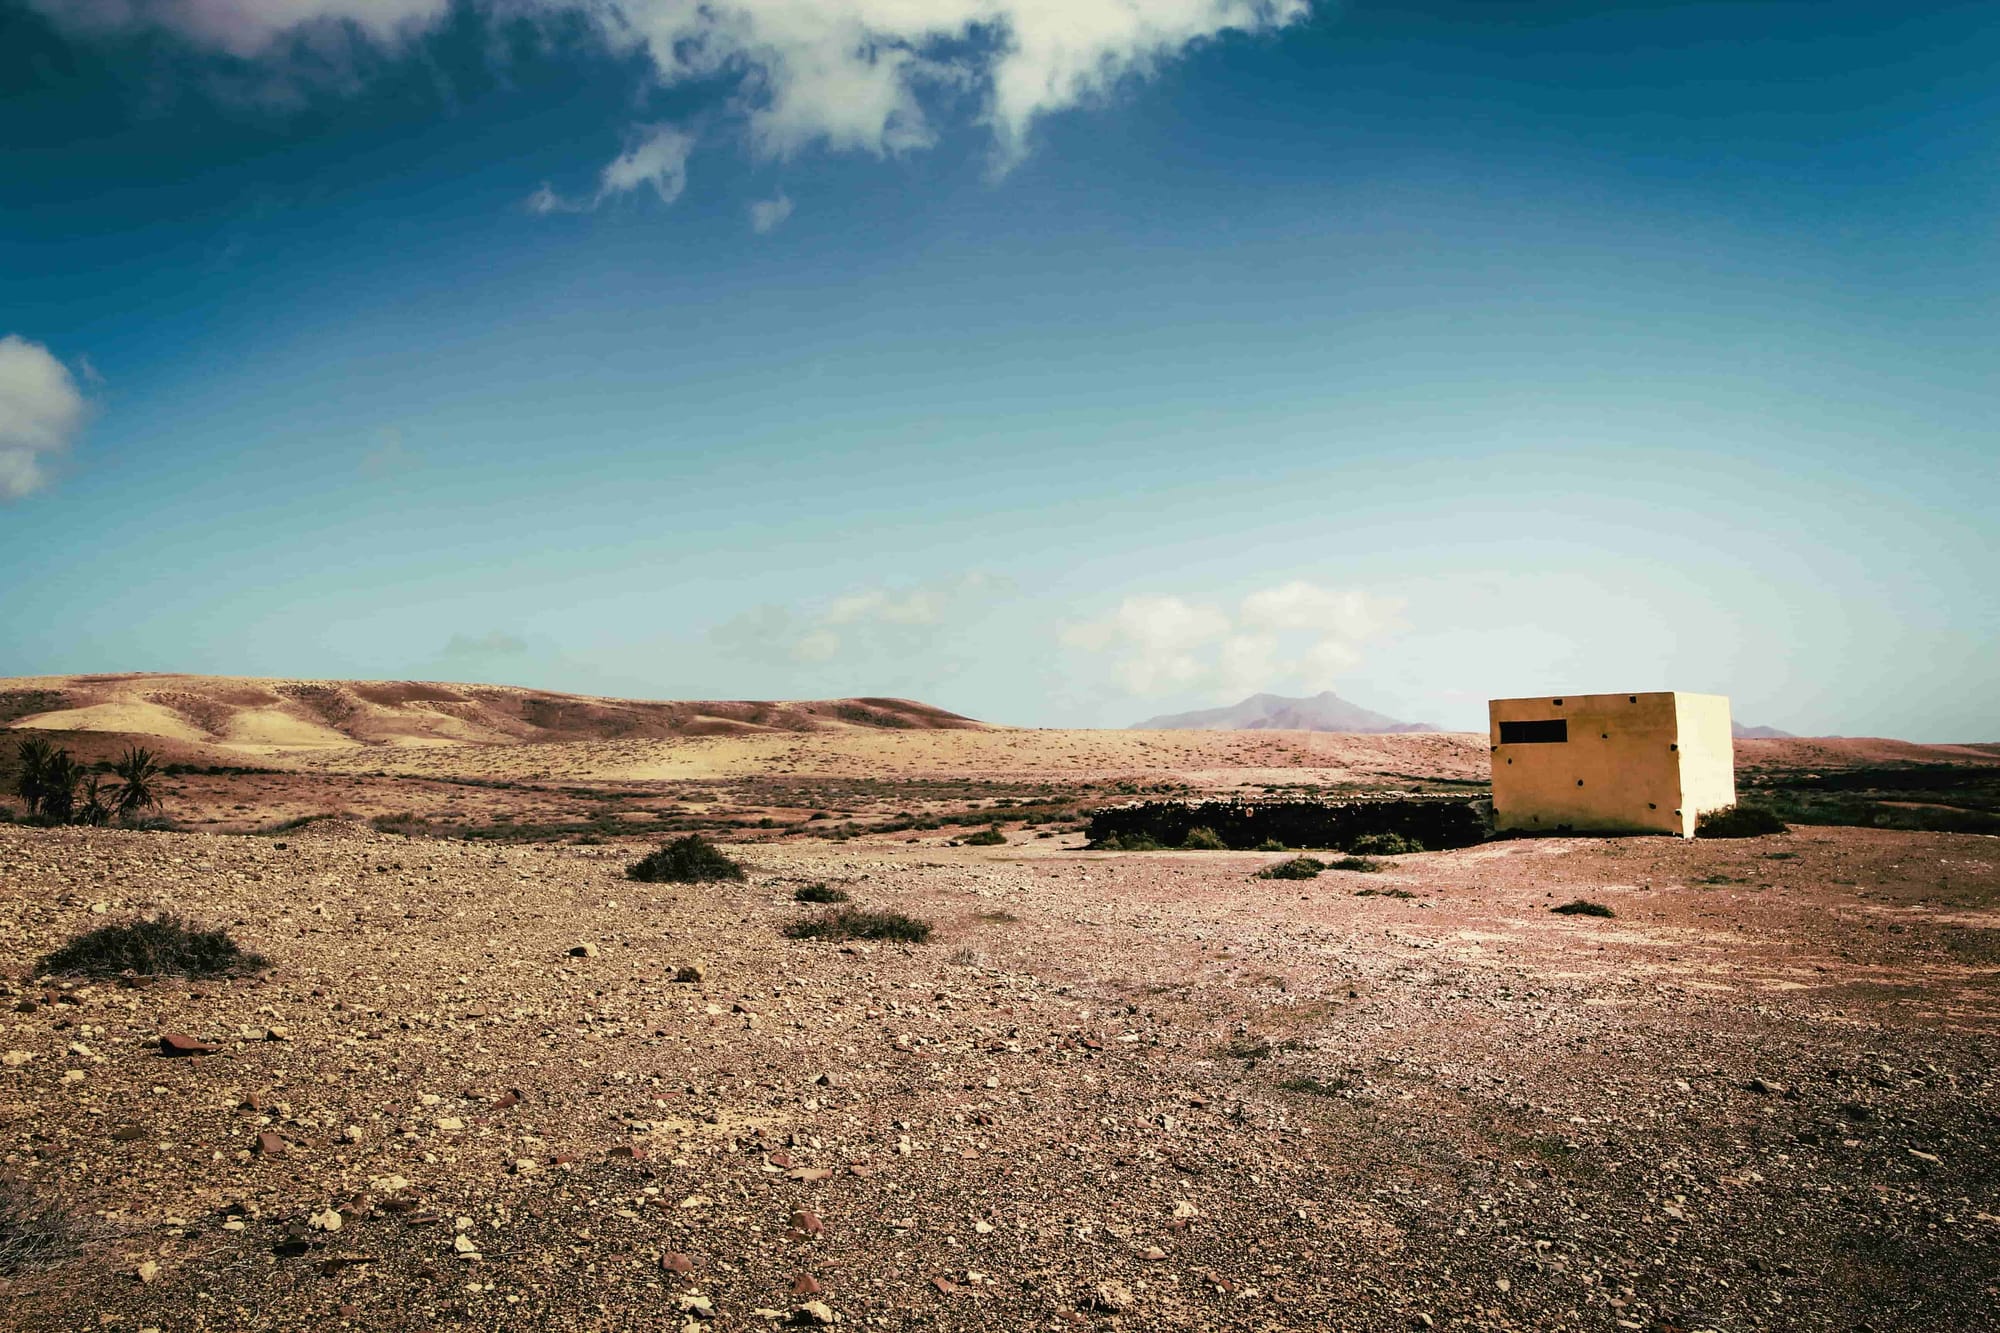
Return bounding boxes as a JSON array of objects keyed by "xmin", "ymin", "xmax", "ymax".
[{"xmin": 158, "ymin": 1033, "xmax": 218, "ymax": 1057}]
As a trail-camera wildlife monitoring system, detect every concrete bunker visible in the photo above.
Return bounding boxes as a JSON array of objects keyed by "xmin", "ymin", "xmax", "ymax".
[{"xmin": 1490, "ymin": 691, "xmax": 1734, "ymax": 838}]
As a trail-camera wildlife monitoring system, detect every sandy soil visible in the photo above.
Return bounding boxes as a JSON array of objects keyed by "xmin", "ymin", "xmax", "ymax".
[{"xmin": 1, "ymin": 816, "xmax": 1995, "ymax": 1332}]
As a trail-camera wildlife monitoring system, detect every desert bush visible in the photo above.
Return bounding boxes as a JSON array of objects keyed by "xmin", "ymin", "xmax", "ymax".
[
  {"xmin": 0, "ymin": 1175, "xmax": 92, "ymax": 1276},
  {"xmin": 39, "ymin": 913, "xmax": 267, "ymax": 979},
  {"xmin": 1180, "ymin": 826, "xmax": 1228, "ymax": 850},
  {"xmin": 1257, "ymin": 856, "xmax": 1327, "ymax": 881},
  {"xmin": 1349, "ymin": 832, "xmax": 1423, "ymax": 855},
  {"xmin": 627, "ymin": 834, "xmax": 746, "ymax": 883},
  {"xmin": 1254, "ymin": 838, "xmax": 1287, "ymax": 852},
  {"xmin": 793, "ymin": 883, "xmax": 850, "ymax": 903},
  {"xmin": 1696, "ymin": 805, "xmax": 1789, "ymax": 838},
  {"xmin": 784, "ymin": 908, "xmax": 933, "ymax": 944},
  {"xmin": 1551, "ymin": 899, "xmax": 1616, "ymax": 918},
  {"xmin": 1329, "ymin": 856, "xmax": 1383, "ymax": 873},
  {"xmin": 961, "ymin": 827, "xmax": 1007, "ymax": 846},
  {"xmin": 1091, "ymin": 832, "xmax": 1164, "ymax": 852},
  {"xmin": 1354, "ymin": 886, "xmax": 1416, "ymax": 899}
]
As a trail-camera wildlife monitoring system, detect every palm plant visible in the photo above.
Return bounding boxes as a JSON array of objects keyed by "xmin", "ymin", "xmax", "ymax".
[
  {"xmin": 34, "ymin": 750, "xmax": 81, "ymax": 825},
  {"xmin": 13, "ymin": 736, "xmax": 56, "ymax": 817},
  {"xmin": 110, "ymin": 746, "xmax": 163, "ymax": 820},
  {"xmin": 76, "ymin": 777, "xmax": 113, "ymax": 827}
]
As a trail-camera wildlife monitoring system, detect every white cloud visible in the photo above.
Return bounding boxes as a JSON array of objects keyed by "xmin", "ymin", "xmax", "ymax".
[
  {"xmin": 1064, "ymin": 581, "xmax": 1403, "ymax": 699},
  {"xmin": 715, "ymin": 573, "xmax": 999, "ymax": 666},
  {"xmin": 33, "ymin": 2, "xmax": 1312, "ymax": 197},
  {"xmin": 523, "ymin": 181, "xmax": 585, "ymax": 215},
  {"xmin": 748, "ymin": 191, "xmax": 794, "ymax": 233},
  {"xmin": 597, "ymin": 123, "xmax": 694, "ymax": 204},
  {"xmin": 34, "ymin": 0, "xmax": 451, "ymax": 58},
  {"xmin": 0, "ymin": 335, "xmax": 89, "ymax": 502}
]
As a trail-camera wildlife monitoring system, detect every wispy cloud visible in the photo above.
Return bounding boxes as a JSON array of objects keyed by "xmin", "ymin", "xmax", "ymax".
[
  {"xmin": 748, "ymin": 192, "xmax": 794, "ymax": 234},
  {"xmin": 713, "ymin": 573, "xmax": 1000, "ymax": 666},
  {"xmin": 31, "ymin": 2, "xmax": 1313, "ymax": 204},
  {"xmin": 0, "ymin": 334, "xmax": 90, "ymax": 502},
  {"xmin": 596, "ymin": 122, "xmax": 694, "ymax": 206},
  {"xmin": 1063, "ymin": 581, "xmax": 1405, "ymax": 699}
]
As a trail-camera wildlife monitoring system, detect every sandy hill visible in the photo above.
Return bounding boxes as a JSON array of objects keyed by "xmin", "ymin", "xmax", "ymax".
[
  {"xmin": 1133, "ymin": 690, "xmax": 1438, "ymax": 733},
  {"xmin": 0, "ymin": 673, "xmax": 983, "ymax": 754}
]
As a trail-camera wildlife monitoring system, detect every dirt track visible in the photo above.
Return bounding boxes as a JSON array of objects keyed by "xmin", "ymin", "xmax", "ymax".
[{"xmin": 2, "ymin": 816, "xmax": 1994, "ymax": 1332}]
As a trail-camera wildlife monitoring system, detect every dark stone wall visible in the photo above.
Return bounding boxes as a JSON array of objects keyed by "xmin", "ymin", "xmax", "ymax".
[{"xmin": 1086, "ymin": 796, "xmax": 1490, "ymax": 851}]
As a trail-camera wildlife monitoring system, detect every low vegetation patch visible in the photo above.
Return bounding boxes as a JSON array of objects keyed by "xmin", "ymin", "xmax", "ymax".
[
  {"xmin": 1278, "ymin": 1075, "xmax": 1351, "ymax": 1097},
  {"xmin": 1257, "ymin": 856, "xmax": 1327, "ymax": 880},
  {"xmin": 1349, "ymin": 831, "xmax": 1424, "ymax": 855},
  {"xmin": 1354, "ymin": 886, "xmax": 1416, "ymax": 899},
  {"xmin": 1328, "ymin": 856, "xmax": 1382, "ymax": 873},
  {"xmin": 784, "ymin": 908, "xmax": 933, "ymax": 944},
  {"xmin": 627, "ymin": 834, "xmax": 746, "ymax": 883},
  {"xmin": 1091, "ymin": 832, "xmax": 1164, "ymax": 852},
  {"xmin": 1697, "ymin": 805, "xmax": 1790, "ymax": 838},
  {"xmin": 793, "ymin": 883, "xmax": 849, "ymax": 904},
  {"xmin": 1551, "ymin": 899, "xmax": 1616, "ymax": 918},
  {"xmin": 39, "ymin": 913, "xmax": 267, "ymax": 979},
  {"xmin": 0, "ymin": 1175, "xmax": 92, "ymax": 1277},
  {"xmin": 1254, "ymin": 838, "xmax": 1288, "ymax": 852},
  {"xmin": 1211, "ymin": 1037, "xmax": 1274, "ymax": 1061},
  {"xmin": 1180, "ymin": 825, "xmax": 1228, "ymax": 850},
  {"xmin": 961, "ymin": 827, "xmax": 1007, "ymax": 846}
]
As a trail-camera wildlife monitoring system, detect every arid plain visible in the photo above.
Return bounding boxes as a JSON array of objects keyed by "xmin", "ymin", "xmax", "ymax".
[{"xmin": 1, "ymin": 675, "xmax": 1996, "ymax": 1332}]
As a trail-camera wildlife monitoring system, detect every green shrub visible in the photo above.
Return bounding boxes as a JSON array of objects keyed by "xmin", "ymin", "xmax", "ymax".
[
  {"xmin": 1328, "ymin": 856, "xmax": 1382, "ymax": 873},
  {"xmin": 1257, "ymin": 856, "xmax": 1327, "ymax": 880},
  {"xmin": 1180, "ymin": 826, "xmax": 1228, "ymax": 850},
  {"xmin": 793, "ymin": 883, "xmax": 850, "ymax": 903},
  {"xmin": 784, "ymin": 908, "xmax": 932, "ymax": 943},
  {"xmin": 39, "ymin": 913, "xmax": 267, "ymax": 979},
  {"xmin": 1551, "ymin": 899, "xmax": 1615, "ymax": 918},
  {"xmin": 627, "ymin": 834, "xmax": 746, "ymax": 883},
  {"xmin": 1092, "ymin": 832, "xmax": 1164, "ymax": 851},
  {"xmin": 1254, "ymin": 838, "xmax": 1287, "ymax": 852},
  {"xmin": 1696, "ymin": 806, "xmax": 1789, "ymax": 839},
  {"xmin": 962, "ymin": 827, "xmax": 1007, "ymax": 846},
  {"xmin": 1349, "ymin": 832, "xmax": 1423, "ymax": 855}
]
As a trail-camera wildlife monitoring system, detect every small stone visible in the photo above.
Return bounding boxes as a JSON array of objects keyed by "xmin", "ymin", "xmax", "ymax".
[
  {"xmin": 673, "ymin": 963, "xmax": 706, "ymax": 984},
  {"xmin": 791, "ymin": 1273, "xmax": 822, "ymax": 1296},
  {"xmin": 1746, "ymin": 1077, "xmax": 1786, "ymax": 1096},
  {"xmin": 453, "ymin": 1233, "xmax": 479, "ymax": 1254},
  {"xmin": 791, "ymin": 1301, "xmax": 836, "ymax": 1326},
  {"xmin": 676, "ymin": 1293, "xmax": 714, "ymax": 1314},
  {"xmin": 1143, "ymin": 1246, "xmax": 1166, "ymax": 1261},
  {"xmin": 1090, "ymin": 1281, "xmax": 1136, "ymax": 1313},
  {"xmin": 342, "ymin": 1125, "xmax": 365, "ymax": 1143},
  {"xmin": 308, "ymin": 1208, "xmax": 343, "ymax": 1232},
  {"xmin": 660, "ymin": 1251, "xmax": 696, "ymax": 1275},
  {"xmin": 111, "ymin": 1123, "xmax": 145, "ymax": 1141},
  {"xmin": 158, "ymin": 1033, "xmax": 218, "ymax": 1057},
  {"xmin": 136, "ymin": 1260, "xmax": 159, "ymax": 1284},
  {"xmin": 569, "ymin": 944, "xmax": 598, "ymax": 958},
  {"xmin": 436, "ymin": 1117, "xmax": 465, "ymax": 1132},
  {"xmin": 1, "ymin": 1050, "xmax": 32, "ymax": 1067},
  {"xmin": 511, "ymin": 1158, "xmax": 538, "ymax": 1175},
  {"xmin": 255, "ymin": 1132, "xmax": 286, "ymax": 1157},
  {"xmin": 789, "ymin": 1209, "xmax": 824, "ymax": 1238}
]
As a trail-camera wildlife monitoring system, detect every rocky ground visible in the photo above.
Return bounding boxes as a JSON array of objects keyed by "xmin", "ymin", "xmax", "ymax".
[{"xmin": 1, "ymin": 816, "xmax": 1995, "ymax": 1332}]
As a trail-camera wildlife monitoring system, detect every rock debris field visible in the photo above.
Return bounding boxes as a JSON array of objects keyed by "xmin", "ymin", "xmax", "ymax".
[{"xmin": 1, "ymin": 820, "xmax": 1995, "ymax": 1332}]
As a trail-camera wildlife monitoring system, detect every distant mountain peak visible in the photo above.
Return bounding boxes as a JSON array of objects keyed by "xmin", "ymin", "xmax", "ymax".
[{"xmin": 1131, "ymin": 691, "xmax": 1437, "ymax": 734}]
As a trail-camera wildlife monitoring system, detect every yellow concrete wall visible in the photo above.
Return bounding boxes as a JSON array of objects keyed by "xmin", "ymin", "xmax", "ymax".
[
  {"xmin": 1490, "ymin": 691, "xmax": 1732, "ymax": 837},
  {"xmin": 1670, "ymin": 692, "xmax": 1737, "ymax": 837}
]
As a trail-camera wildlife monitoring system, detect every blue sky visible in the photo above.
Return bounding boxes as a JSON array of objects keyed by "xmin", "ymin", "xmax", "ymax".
[{"xmin": 1, "ymin": 1, "xmax": 1994, "ymax": 738}]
